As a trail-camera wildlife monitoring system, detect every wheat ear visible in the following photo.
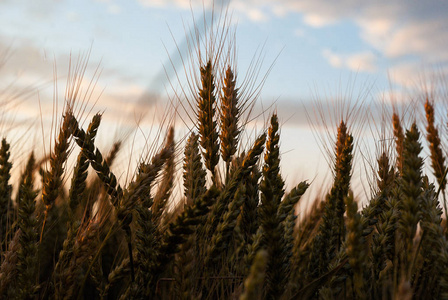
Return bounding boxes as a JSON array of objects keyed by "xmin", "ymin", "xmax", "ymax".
[
  {"xmin": 183, "ymin": 132, "xmax": 207, "ymax": 206},
  {"xmin": 41, "ymin": 112, "xmax": 74, "ymax": 240},
  {"xmin": 0, "ymin": 138, "xmax": 13, "ymax": 250},
  {"xmin": 398, "ymin": 122, "xmax": 423, "ymax": 279},
  {"xmin": 424, "ymin": 98, "xmax": 447, "ymax": 216},
  {"xmin": 152, "ymin": 127, "xmax": 176, "ymax": 223},
  {"xmin": 198, "ymin": 60, "xmax": 220, "ymax": 182},
  {"xmin": 240, "ymin": 250, "xmax": 268, "ymax": 300},
  {"xmin": 220, "ymin": 66, "xmax": 240, "ymax": 177},
  {"xmin": 259, "ymin": 113, "xmax": 287, "ymax": 299},
  {"xmin": 392, "ymin": 112, "xmax": 404, "ymax": 174},
  {"xmin": 68, "ymin": 113, "xmax": 101, "ymax": 218},
  {"xmin": 16, "ymin": 152, "xmax": 39, "ymax": 299}
]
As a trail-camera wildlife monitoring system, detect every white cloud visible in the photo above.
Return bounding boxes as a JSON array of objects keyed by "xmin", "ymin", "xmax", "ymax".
[
  {"xmin": 247, "ymin": 9, "xmax": 268, "ymax": 22},
  {"xmin": 272, "ymin": 4, "xmax": 287, "ymax": 18},
  {"xmin": 108, "ymin": 4, "xmax": 121, "ymax": 14},
  {"xmin": 322, "ymin": 49, "xmax": 377, "ymax": 73},
  {"xmin": 135, "ymin": 0, "xmax": 448, "ymax": 85},
  {"xmin": 322, "ymin": 49, "xmax": 342, "ymax": 68},
  {"xmin": 0, "ymin": 38, "xmax": 162, "ymax": 127},
  {"xmin": 384, "ymin": 20, "xmax": 448, "ymax": 61},
  {"xmin": 346, "ymin": 52, "xmax": 377, "ymax": 73},
  {"xmin": 297, "ymin": 1, "xmax": 448, "ymax": 65},
  {"xmin": 387, "ymin": 62, "xmax": 448, "ymax": 90},
  {"xmin": 303, "ymin": 13, "xmax": 334, "ymax": 28}
]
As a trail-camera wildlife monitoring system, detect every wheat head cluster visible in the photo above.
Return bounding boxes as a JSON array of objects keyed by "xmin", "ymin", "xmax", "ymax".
[{"xmin": 0, "ymin": 15, "xmax": 448, "ymax": 300}]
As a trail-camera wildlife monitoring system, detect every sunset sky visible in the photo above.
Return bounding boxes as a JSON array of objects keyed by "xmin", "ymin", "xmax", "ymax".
[{"xmin": 1, "ymin": 0, "xmax": 447, "ymax": 196}]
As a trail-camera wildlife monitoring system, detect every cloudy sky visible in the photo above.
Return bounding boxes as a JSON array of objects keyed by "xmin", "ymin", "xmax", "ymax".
[{"xmin": 0, "ymin": 0, "xmax": 447, "ymax": 194}]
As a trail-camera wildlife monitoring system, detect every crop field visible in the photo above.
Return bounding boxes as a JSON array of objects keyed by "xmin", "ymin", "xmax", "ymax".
[{"xmin": 1, "ymin": 12, "xmax": 448, "ymax": 300}]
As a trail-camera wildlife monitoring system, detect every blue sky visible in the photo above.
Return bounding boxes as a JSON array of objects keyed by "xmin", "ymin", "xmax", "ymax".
[
  {"xmin": 1, "ymin": 0, "xmax": 448, "ymax": 194},
  {"xmin": 1, "ymin": 0, "xmax": 446, "ymax": 112}
]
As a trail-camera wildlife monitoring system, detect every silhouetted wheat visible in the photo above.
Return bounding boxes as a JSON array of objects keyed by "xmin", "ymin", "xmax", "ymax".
[{"xmin": 1, "ymin": 10, "xmax": 448, "ymax": 300}]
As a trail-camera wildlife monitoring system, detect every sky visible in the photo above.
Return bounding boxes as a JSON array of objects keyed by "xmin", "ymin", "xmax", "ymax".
[{"xmin": 0, "ymin": 0, "xmax": 448, "ymax": 198}]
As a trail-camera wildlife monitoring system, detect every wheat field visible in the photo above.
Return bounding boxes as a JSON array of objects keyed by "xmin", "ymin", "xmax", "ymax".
[{"xmin": 0, "ymin": 13, "xmax": 448, "ymax": 300}]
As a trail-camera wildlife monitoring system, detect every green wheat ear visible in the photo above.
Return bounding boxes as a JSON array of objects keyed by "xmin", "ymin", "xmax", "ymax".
[
  {"xmin": 258, "ymin": 113, "xmax": 288, "ymax": 299},
  {"xmin": 240, "ymin": 250, "xmax": 268, "ymax": 300},
  {"xmin": 183, "ymin": 132, "xmax": 207, "ymax": 206},
  {"xmin": 278, "ymin": 181, "xmax": 309, "ymax": 223},
  {"xmin": 206, "ymin": 184, "xmax": 246, "ymax": 267},
  {"xmin": 16, "ymin": 152, "xmax": 38, "ymax": 299},
  {"xmin": 0, "ymin": 138, "xmax": 12, "ymax": 250},
  {"xmin": 398, "ymin": 122, "xmax": 423, "ymax": 277},
  {"xmin": 345, "ymin": 191, "xmax": 366, "ymax": 299},
  {"xmin": 418, "ymin": 179, "xmax": 448, "ymax": 297},
  {"xmin": 239, "ymin": 167, "xmax": 261, "ymax": 246},
  {"xmin": 0, "ymin": 230, "xmax": 20, "ymax": 298},
  {"xmin": 205, "ymin": 132, "xmax": 266, "ymax": 239},
  {"xmin": 308, "ymin": 120, "xmax": 353, "ymax": 282}
]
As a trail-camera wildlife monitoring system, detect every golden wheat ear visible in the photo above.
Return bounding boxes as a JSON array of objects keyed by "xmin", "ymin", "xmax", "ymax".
[
  {"xmin": 220, "ymin": 66, "xmax": 240, "ymax": 177},
  {"xmin": 424, "ymin": 98, "xmax": 448, "ymax": 216},
  {"xmin": 197, "ymin": 60, "xmax": 220, "ymax": 184},
  {"xmin": 40, "ymin": 111, "xmax": 75, "ymax": 241},
  {"xmin": 152, "ymin": 127, "xmax": 176, "ymax": 224},
  {"xmin": 392, "ymin": 112, "xmax": 404, "ymax": 175}
]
